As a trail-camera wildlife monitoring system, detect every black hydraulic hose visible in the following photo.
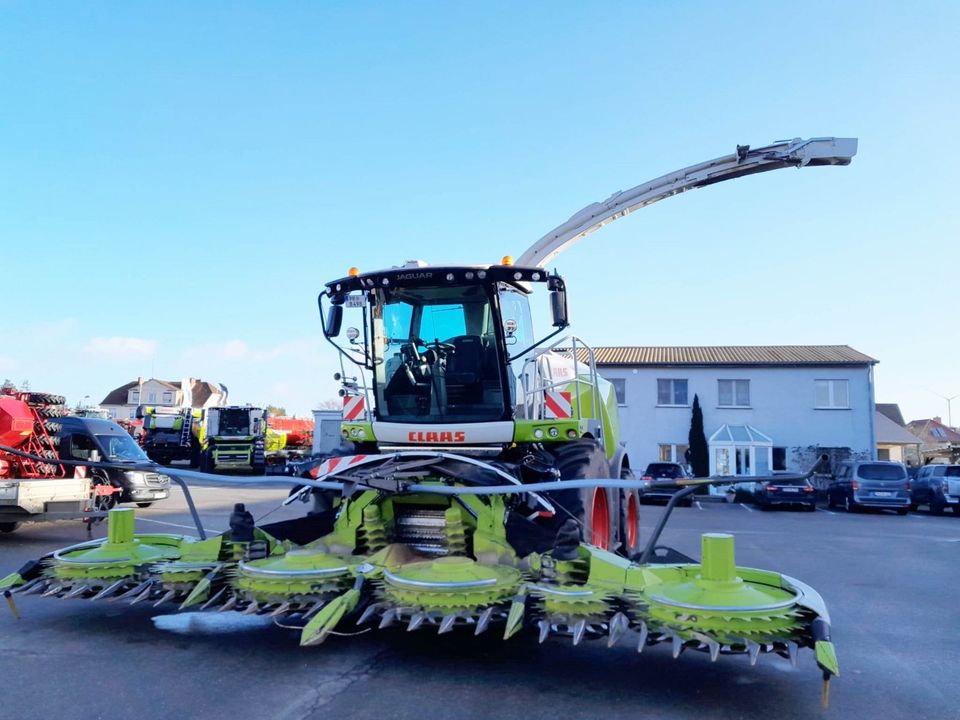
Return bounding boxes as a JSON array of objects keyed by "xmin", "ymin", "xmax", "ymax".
[{"xmin": 1, "ymin": 444, "xmax": 828, "ymax": 556}]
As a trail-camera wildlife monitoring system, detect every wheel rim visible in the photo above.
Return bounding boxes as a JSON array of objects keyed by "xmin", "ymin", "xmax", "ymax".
[
  {"xmin": 626, "ymin": 493, "xmax": 639, "ymax": 550},
  {"xmin": 591, "ymin": 490, "xmax": 610, "ymax": 550}
]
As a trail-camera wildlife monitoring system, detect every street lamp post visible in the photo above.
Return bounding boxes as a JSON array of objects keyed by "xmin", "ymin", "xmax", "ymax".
[{"xmin": 929, "ymin": 391, "xmax": 959, "ymax": 429}]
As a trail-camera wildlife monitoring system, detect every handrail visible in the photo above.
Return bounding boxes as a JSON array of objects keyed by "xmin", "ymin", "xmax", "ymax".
[{"xmin": 518, "ymin": 335, "xmax": 604, "ymax": 448}]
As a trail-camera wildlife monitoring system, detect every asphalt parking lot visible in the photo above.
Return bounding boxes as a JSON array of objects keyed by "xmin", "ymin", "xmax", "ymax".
[{"xmin": 1, "ymin": 488, "xmax": 958, "ymax": 720}]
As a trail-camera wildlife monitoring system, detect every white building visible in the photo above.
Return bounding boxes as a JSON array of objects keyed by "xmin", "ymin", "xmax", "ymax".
[
  {"xmin": 99, "ymin": 377, "xmax": 228, "ymax": 420},
  {"xmin": 595, "ymin": 346, "xmax": 877, "ymax": 476}
]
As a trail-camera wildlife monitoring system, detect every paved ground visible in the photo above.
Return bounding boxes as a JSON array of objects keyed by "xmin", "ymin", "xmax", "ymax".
[{"xmin": 1, "ymin": 488, "xmax": 958, "ymax": 720}]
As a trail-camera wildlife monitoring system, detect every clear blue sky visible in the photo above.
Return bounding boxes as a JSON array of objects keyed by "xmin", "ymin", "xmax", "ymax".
[{"xmin": 2, "ymin": 1, "xmax": 958, "ymax": 421}]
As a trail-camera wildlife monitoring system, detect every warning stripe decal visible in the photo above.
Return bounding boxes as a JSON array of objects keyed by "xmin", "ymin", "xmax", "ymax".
[
  {"xmin": 342, "ymin": 395, "xmax": 366, "ymax": 421},
  {"xmin": 544, "ymin": 390, "xmax": 573, "ymax": 419}
]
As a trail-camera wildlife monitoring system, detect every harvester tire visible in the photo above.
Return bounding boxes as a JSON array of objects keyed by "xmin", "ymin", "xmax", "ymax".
[
  {"xmin": 40, "ymin": 421, "xmax": 63, "ymax": 435},
  {"xmin": 38, "ymin": 406, "xmax": 66, "ymax": 419},
  {"xmin": 0, "ymin": 522, "xmax": 19, "ymax": 533},
  {"xmin": 619, "ymin": 468, "xmax": 642, "ymax": 557},
  {"xmin": 551, "ymin": 439, "xmax": 614, "ymax": 551}
]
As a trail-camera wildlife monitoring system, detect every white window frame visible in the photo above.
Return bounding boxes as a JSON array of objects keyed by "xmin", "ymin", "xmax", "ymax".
[
  {"xmin": 814, "ymin": 379, "xmax": 849, "ymax": 409},
  {"xmin": 162, "ymin": 391, "xmax": 173, "ymax": 404},
  {"xmin": 129, "ymin": 390, "xmax": 140, "ymax": 404},
  {"xmin": 610, "ymin": 378, "xmax": 627, "ymax": 406},
  {"xmin": 717, "ymin": 379, "xmax": 750, "ymax": 408},
  {"xmin": 658, "ymin": 443, "xmax": 689, "ymax": 463},
  {"xmin": 656, "ymin": 378, "xmax": 689, "ymax": 407}
]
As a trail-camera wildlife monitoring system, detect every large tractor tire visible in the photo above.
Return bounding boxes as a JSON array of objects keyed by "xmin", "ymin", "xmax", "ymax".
[
  {"xmin": 37, "ymin": 405, "xmax": 67, "ymax": 419},
  {"xmin": 24, "ymin": 392, "xmax": 66, "ymax": 407},
  {"xmin": 551, "ymin": 439, "xmax": 616, "ymax": 551},
  {"xmin": 199, "ymin": 449, "xmax": 214, "ymax": 474},
  {"xmin": 619, "ymin": 467, "xmax": 642, "ymax": 558}
]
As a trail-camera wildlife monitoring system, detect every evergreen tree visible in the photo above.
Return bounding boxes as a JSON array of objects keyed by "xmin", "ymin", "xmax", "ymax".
[{"xmin": 687, "ymin": 394, "xmax": 710, "ymax": 477}]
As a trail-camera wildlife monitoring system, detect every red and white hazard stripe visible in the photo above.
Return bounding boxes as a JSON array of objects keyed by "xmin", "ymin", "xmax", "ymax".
[
  {"xmin": 342, "ymin": 395, "xmax": 366, "ymax": 421},
  {"xmin": 75, "ymin": 465, "xmax": 87, "ymax": 479},
  {"xmin": 543, "ymin": 390, "xmax": 573, "ymax": 419},
  {"xmin": 309, "ymin": 454, "xmax": 377, "ymax": 479}
]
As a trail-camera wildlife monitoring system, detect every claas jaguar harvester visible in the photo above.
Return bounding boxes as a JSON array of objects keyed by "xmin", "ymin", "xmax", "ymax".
[{"xmin": 0, "ymin": 138, "xmax": 856, "ymax": 704}]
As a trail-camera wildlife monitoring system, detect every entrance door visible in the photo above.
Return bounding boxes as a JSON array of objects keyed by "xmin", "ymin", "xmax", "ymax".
[{"xmin": 735, "ymin": 447, "xmax": 751, "ymax": 476}]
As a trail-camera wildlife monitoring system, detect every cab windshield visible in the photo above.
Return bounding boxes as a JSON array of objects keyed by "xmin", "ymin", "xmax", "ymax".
[
  {"xmin": 96, "ymin": 433, "xmax": 148, "ymax": 462},
  {"xmin": 217, "ymin": 409, "xmax": 251, "ymax": 436},
  {"xmin": 372, "ymin": 284, "xmax": 506, "ymax": 422}
]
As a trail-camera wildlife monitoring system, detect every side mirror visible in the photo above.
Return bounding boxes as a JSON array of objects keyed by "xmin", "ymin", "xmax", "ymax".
[
  {"xmin": 550, "ymin": 288, "xmax": 569, "ymax": 328},
  {"xmin": 325, "ymin": 305, "xmax": 343, "ymax": 338}
]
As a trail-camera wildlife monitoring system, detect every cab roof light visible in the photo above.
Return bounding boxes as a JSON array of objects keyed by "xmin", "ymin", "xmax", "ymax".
[
  {"xmin": 348, "ymin": 267, "xmax": 360, "ymax": 277},
  {"xmin": 501, "ymin": 255, "xmax": 514, "ymax": 266}
]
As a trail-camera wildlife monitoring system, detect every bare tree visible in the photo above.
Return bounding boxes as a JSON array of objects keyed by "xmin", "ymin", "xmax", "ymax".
[{"xmin": 314, "ymin": 398, "xmax": 342, "ymax": 410}]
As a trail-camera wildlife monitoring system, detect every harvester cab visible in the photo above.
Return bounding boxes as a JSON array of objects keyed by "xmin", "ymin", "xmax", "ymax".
[
  {"xmin": 319, "ymin": 258, "xmax": 633, "ymax": 552},
  {"xmin": 198, "ymin": 406, "xmax": 267, "ymax": 474}
]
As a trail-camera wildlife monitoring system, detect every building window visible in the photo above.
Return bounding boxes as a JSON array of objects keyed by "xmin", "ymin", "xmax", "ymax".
[
  {"xmin": 108, "ymin": 408, "xmax": 118, "ymax": 419},
  {"xmin": 129, "ymin": 390, "xmax": 140, "ymax": 404},
  {"xmin": 877, "ymin": 448, "xmax": 890, "ymax": 461},
  {"xmin": 932, "ymin": 427, "xmax": 947, "ymax": 439},
  {"xmin": 718, "ymin": 379, "xmax": 750, "ymax": 407},
  {"xmin": 129, "ymin": 408, "xmax": 137, "ymax": 419},
  {"xmin": 162, "ymin": 391, "xmax": 173, "ymax": 404},
  {"xmin": 773, "ymin": 447, "xmax": 786, "ymax": 471},
  {"xmin": 659, "ymin": 443, "xmax": 689, "ymax": 463},
  {"xmin": 147, "ymin": 392, "xmax": 157, "ymax": 403},
  {"xmin": 657, "ymin": 379, "xmax": 688, "ymax": 406},
  {"xmin": 611, "ymin": 378, "xmax": 626, "ymax": 405},
  {"xmin": 814, "ymin": 379, "xmax": 849, "ymax": 409}
]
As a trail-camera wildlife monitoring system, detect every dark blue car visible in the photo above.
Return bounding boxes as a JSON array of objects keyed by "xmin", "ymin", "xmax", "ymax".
[{"xmin": 911, "ymin": 464, "xmax": 960, "ymax": 515}]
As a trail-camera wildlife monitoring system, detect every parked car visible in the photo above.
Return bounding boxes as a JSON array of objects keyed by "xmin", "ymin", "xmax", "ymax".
[
  {"xmin": 826, "ymin": 460, "xmax": 910, "ymax": 514},
  {"xmin": 638, "ymin": 462, "xmax": 693, "ymax": 506},
  {"xmin": 753, "ymin": 475, "xmax": 817, "ymax": 511},
  {"xmin": 54, "ymin": 416, "xmax": 171, "ymax": 507},
  {"xmin": 910, "ymin": 464, "xmax": 960, "ymax": 515}
]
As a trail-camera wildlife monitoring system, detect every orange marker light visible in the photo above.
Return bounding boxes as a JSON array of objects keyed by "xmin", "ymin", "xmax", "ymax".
[
  {"xmin": 348, "ymin": 267, "xmax": 360, "ymax": 277},
  {"xmin": 501, "ymin": 255, "xmax": 514, "ymax": 266}
]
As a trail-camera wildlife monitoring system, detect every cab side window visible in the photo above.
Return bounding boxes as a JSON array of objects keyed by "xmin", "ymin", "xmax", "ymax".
[{"xmin": 69, "ymin": 434, "xmax": 97, "ymax": 461}]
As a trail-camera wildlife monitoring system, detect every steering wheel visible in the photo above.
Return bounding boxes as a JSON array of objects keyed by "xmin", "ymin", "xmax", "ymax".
[{"xmin": 425, "ymin": 339, "xmax": 456, "ymax": 353}]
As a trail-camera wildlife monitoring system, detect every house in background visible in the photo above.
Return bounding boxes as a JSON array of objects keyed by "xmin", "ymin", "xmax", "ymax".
[
  {"xmin": 100, "ymin": 377, "xmax": 228, "ymax": 420},
  {"xmin": 874, "ymin": 404, "xmax": 922, "ymax": 465},
  {"xmin": 595, "ymin": 345, "xmax": 877, "ymax": 476},
  {"xmin": 905, "ymin": 417, "xmax": 960, "ymax": 464}
]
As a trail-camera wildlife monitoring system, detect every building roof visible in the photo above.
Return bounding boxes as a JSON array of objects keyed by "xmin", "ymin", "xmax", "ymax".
[
  {"xmin": 590, "ymin": 345, "xmax": 877, "ymax": 367},
  {"xmin": 100, "ymin": 377, "xmax": 225, "ymax": 408},
  {"xmin": 875, "ymin": 412, "xmax": 923, "ymax": 445},
  {"xmin": 100, "ymin": 380, "xmax": 139, "ymax": 405},
  {"xmin": 876, "ymin": 403, "xmax": 906, "ymax": 427},
  {"xmin": 906, "ymin": 418, "xmax": 960, "ymax": 445}
]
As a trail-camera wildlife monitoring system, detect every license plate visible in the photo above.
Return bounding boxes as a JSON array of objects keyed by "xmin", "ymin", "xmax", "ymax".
[
  {"xmin": 782, "ymin": 488, "xmax": 799, "ymax": 493},
  {"xmin": 873, "ymin": 491, "xmax": 892, "ymax": 497}
]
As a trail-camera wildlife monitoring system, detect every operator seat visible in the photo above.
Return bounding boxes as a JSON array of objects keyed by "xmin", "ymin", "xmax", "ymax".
[{"xmin": 445, "ymin": 335, "xmax": 484, "ymax": 405}]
